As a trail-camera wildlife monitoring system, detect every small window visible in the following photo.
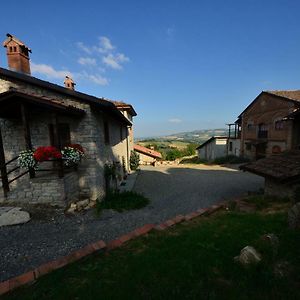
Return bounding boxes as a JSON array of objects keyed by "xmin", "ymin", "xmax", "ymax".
[
  {"xmin": 229, "ymin": 142, "xmax": 233, "ymax": 152},
  {"xmin": 120, "ymin": 125, "xmax": 123, "ymax": 141},
  {"xmin": 49, "ymin": 123, "xmax": 71, "ymax": 148},
  {"xmin": 9, "ymin": 46, "xmax": 13, "ymax": 52},
  {"xmin": 247, "ymin": 122, "xmax": 254, "ymax": 131},
  {"xmin": 104, "ymin": 121, "xmax": 110, "ymax": 145},
  {"xmin": 13, "ymin": 46, "xmax": 17, "ymax": 52},
  {"xmin": 274, "ymin": 120, "xmax": 284, "ymax": 130}
]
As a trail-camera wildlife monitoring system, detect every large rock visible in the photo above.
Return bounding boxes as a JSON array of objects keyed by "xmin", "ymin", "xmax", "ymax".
[
  {"xmin": 288, "ymin": 203, "xmax": 300, "ymax": 229},
  {"xmin": 0, "ymin": 207, "xmax": 30, "ymax": 227},
  {"xmin": 234, "ymin": 246, "xmax": 262, "ymax": 265}
]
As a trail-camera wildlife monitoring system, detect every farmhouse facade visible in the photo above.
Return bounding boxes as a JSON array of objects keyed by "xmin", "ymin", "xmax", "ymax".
[
  {"xmin": 196, "ymin": 136, "xmax": 228, "ymax": 161},
  {"xmin": 133, "ymin": 144, "xmax": 162, "ymax": 165},
  {"xmin": 0, "ymin": 34, "xmax": 136, "ymax": 207},
  {"xmin": 237, "ymin": 91, "xmax": 300, "ymax": 160}
]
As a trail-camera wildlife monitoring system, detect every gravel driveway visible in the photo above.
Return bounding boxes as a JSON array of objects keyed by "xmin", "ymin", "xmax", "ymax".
[{"xmin": 0, "ymin": 164, "xmax": 263, "ymax": 282}]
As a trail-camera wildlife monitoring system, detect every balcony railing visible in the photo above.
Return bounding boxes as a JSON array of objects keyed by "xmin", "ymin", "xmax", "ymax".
[{"xmin": 258, "ymin": 130, "xmax": 268, "ymax": 139}]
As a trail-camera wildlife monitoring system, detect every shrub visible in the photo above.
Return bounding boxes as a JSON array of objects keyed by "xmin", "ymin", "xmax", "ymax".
[
  {"xmin": 130, "ymin": 151, "xmax": 140, "ymax": 170},
  {"xmin": 97, "ymin": 190, "xmax": 150, "ymax": 212},
  {"xmin": 212, "ymin": 155, "xmax": 250, "ymax": 165}
]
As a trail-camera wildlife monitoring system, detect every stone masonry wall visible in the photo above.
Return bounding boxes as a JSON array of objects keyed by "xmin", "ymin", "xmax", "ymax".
[
  {"xmin": 0, "ymin": 172, "xmax": 80, "ymax": 207},
  {"xmin": 0, "ymin": 74, "xmax": 130, "ymax": 204}
]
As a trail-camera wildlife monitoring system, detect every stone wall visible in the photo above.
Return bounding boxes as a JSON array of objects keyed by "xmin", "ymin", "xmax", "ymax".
[
  {"xmin": 0, "ymin": 171, "xmax": 80, "ymax": 207},
  {"xmin": 265, "ymin": 178, "xmax": 299, "ymax": 199},
  {"xmin": 0, "ymin": 74, "xmax": 130, "ymax": 204}
]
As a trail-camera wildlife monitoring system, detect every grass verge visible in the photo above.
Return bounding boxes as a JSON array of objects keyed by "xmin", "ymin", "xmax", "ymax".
[
  {"xmin": 96, "ymin": 191, "xmax": 150, "ymax": 213},
  {"xmin": 3, "ymin": 207, "xmax": 300, "ymax": 299}
]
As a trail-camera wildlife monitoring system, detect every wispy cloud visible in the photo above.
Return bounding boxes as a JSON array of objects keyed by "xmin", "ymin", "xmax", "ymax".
[
  {"xmin": 76, "ymin": 42, "xmax": 92, "ymax": 54},
  {"xmin": 166, "ymin": 26, "xmax": 175, "ymax": 40},
  {"xmin": 102, "ymin": 53, "xmax": 129, "ymax": 70},
  {"xmin": 31, "ymin": 62, "xmax": 108, "ymax": 86},
  {"xmin": 31, "ymin": 63, "xmax": 72, "ymax": 79},
  {"xmin": 78, "ymin": 57, "xmax": 97, "ymax": 66},
  {"xmin": 168, "ymin": 118, "xmax": 182, "ymax": 123},
  {"xmin": 32, "ymin": 36, "xmax": 128, "ymax": 87},
  {"xmin": 77, "ymin": 36, "xmax": 129, "ymax": 71}
]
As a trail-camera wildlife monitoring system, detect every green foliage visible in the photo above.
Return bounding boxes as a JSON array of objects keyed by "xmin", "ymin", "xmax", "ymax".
[
  {"xmin": 104, "ymin": 163, "xmax": 117, "ymax": 179},
  {"xmin": 130, "ymin": 151, "xmax": 140, "ymax": 170},
  {"xmin": 212, "ymin": 155, "xmax": 250, "ymax": 165},
  {"xmin": 180, "ymin": 156, "xmax": 207, "ymax": 164},
  {"xmin": 6, "ymin": 211, "xmax": 300, "ymax": 299},
  {"xmin": 96, "ymin": 191, "xmax": 149, "ymax": 212},
  {"xmin": 244, "ymin": 195, "xmax": 290, "ymax": 210}
]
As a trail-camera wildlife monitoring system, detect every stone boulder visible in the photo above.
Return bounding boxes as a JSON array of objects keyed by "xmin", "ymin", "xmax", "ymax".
[
  {"xmin": 261, "ymin": 233, "xmax": 279, "ymax": 256},
  {"xmin": 0, "ymin": 207, "xmax": 30, "ymax": 227},
  {"xmin": 234, "ymin": 246, "xmax": 262, "ymax": 265},
  {"xmin": 288, "ymin": 203, "xmax": 300, "ymax": 229}
]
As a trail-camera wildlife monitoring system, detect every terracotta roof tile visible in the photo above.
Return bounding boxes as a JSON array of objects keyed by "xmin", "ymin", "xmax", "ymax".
[
  {"xmin": 134, "ymin": 144, "xmax": 162, "ymax": 159},
  {"xmin": 266, "ymin": 90, "xmax": 300, "ymax": 102},
  {"xmin": 240, "ymin": 151, "xmax": 300, "ymax": 181}
]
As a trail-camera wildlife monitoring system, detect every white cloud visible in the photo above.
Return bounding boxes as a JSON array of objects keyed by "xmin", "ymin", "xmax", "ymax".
[
  {"xmin": 77, "ymin": 71, "xmax": 109, "ymax": 86},
  {"xmin": 98, "ymin": 36, "xmax": 115, "ymax": 52},
  {"xmin": 168, "ymin": 118, "xmax": 182, "ymax": 123},
  {"xmin": 31, "ymin": 62, "xmax": 108, "ymax": 86},
  {"xmin": 76, "ymin": 42, "xmax": 92, "ymax": 54},
  {"xmin": 102, "ymin": 53, "xmax": 129, "ymax": 70},
  {"xmin": 78, "ymin": 57, "xmax": 97, "ymax": 66},
  {"xmin": 31, "ymin": 62, "xmax": 72, "ymax": 79},
  {"xmin": 77, "ymin": 37, "xmax": 129, "ymax": 71}
]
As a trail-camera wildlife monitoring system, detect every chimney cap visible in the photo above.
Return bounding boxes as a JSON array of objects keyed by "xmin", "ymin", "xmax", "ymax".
[{"xmin": 3, "ymin": 33, "xmax": 32, "ymax": 52}]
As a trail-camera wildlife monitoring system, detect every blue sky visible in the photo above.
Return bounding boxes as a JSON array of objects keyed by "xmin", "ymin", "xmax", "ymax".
[{"xmin": 1, "ymin": 0, "xmax": 300, "ymax": 137}]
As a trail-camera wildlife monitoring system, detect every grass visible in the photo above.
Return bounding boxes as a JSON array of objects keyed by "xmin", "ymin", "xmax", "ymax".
[
  {"xmin": 96, "ymin": 191, "xmax": 150, "ymax": 213},
  {"xmin": 244, "ymin": 195, "xmax": 290, "ymax": 210},
  {"xmin": 180, "ymin": 155, "xmax": 250, "ymax": 165},
  {"xmin": 4, "ymin": 205, "xmax": 300, "ymax": 300}
]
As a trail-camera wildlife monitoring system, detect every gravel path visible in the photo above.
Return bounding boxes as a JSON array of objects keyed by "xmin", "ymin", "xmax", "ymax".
[{"xmin": 0, "ymin": 164, "xmax": 263, "ymax": 282}]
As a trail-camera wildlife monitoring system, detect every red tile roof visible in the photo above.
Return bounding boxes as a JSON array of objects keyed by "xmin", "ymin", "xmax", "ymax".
[
  {"xmin": 134, "ymin": 144, "xmax": 162, "ymax": 159},
  {"xmin": 266, "ymin": 90, "xmax": 300, "ymax": 102},
  {"xmin": 240, "ymin": 151, "xmax": 300, "ymax": 182}
]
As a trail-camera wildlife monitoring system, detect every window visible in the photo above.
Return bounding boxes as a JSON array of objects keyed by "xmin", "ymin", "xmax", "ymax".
[
  {"xmin": 274, "ymin": 119, "xmax": 284, "ymax": 130},
  {"xmin": 13, "ymin": 46, "xmax": 17, "ymax": 52},
  {"xmin": 49, "ymin": 123, "xmax": 71, "ymax": 148},
  {"xmin": 104, "ymin": 121, "xmax": 110, "ymax": 144},
  {"xmin": 247, "ymin": 121, "xmax": 254, "ymax": 131},
  {"xmin": 229, "ymin": 142, "xmax": 233, "ymax": 152},
  {"xmin": 9, "ymin": 46, "xmax": 12, "ymax": 52},
  {"xmin": 258, "ymin": 123, "xmax": 268, "ymax": 138},
  {"xmin": 120, "ymin": 125, "xmax": 123, "ymax": 141}
]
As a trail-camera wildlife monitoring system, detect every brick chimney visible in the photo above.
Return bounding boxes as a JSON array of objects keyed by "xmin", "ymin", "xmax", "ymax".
[
  {"xmin": 3, "ymin": 33, "xmax": 31, "ymax": 75},
  {"xmin": 64, "ymin": 76, "xmax": 76, "ymax": 90}
]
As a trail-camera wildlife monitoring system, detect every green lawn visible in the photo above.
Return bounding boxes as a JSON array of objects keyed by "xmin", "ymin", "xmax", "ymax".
[{"xmin": 4, "ymin": 209, "xmax": 300, "ymax": 300}]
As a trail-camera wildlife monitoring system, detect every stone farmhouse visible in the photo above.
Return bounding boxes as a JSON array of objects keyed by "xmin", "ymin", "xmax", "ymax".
[
  {"xmin": 236, "ymin": 90, "xmax": 300, "ymax": 160},
  {"xmin": 0, "ymin": 34, "xmax": 136, "ymax": 207},
  {"xmin": 196, "ymin": 136, "xmax": 228, "ymax": 161},
  {"xmin": 133, "ymin": 144, "xmax": 162, "ymax": 165}
]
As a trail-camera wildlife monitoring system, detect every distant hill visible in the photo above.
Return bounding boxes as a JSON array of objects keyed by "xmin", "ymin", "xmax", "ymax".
[{"xmin": 136, "ymin": 128, "xmax": 228, "ymax": 144}]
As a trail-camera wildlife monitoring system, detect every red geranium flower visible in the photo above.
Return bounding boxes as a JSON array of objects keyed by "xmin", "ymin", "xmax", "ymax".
[{"xmin": 33, "ymin": 146, "xmax": 62, "ymax": 162}]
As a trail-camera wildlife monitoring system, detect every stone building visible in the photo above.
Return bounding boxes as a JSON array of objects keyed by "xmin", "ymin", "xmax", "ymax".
[
  {"xmin": 240, "ymin": 151, "xmax": 300, "ymax": 199},
  {"xmin": 133, "ymin": 144, "xmax": 162, "ymax": 165},
  {"xmin": 0, "ymin": 34, "xmax": 136, "ymax": 207},
  {"xmin": 196, "ymin": 136, "xmax": 228, "ymax": 161},
  {"xmin": 237, "ymin": 91, "xmax": 300, "ymax": 160}
]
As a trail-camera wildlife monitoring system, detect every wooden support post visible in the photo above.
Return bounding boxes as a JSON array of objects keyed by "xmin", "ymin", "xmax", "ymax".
[
  {"xmin": 53, "ymin": 113, "xmax": 64, "ymax": 178},
  {"xmin": 0, "ymin": 127, "xmax": 9, "ymax": 197},
  {"xmin": 20, "ymin": 103, "xmax": 35, "ymax": 178}
]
